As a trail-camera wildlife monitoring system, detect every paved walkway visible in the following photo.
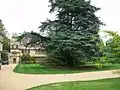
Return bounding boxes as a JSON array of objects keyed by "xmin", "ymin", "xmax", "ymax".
[{"xmin": 0, "ymin": 64, "xmax": 120, "ymax": 90}]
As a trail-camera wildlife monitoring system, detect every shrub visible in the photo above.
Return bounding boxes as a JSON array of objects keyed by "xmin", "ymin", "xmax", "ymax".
[
  {"xmin": 20, "ymin": 54, "xmax": 30, "ymax": 64},
  {"xmin": 20, "ymin": 54, "xmax": 37, "ymax": 64},
  {"xmin": 30, "ymin": 56, "xmax": 36, "ymax": 64},
  {"xmin": 1, "ymin": 51, "xmax": 8, "ymax": 61},
  {"xmin": 95, "ymin": 63, "xmax": 104, "ymax": 69}
]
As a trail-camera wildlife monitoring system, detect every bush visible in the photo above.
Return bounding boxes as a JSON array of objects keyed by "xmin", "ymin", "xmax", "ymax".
[
  {"xmin": 30, "ymin": 56, "xmax": 36, "ymax": 64},
  {"xmin": 108, "ymin": 57, "xmax": 120, "ymax": 64},
  {"xmin": 20, "ymin": 54, "xmax": 37, "ymax": 64},
  {"xmin": 95, "ymin": 63, "xmax": 104, "ymax": 69},
  {"xmin": 1, "ymin": 51, "xmax": 8, "ymax": 61},
  {"xmin": 20, "ymin": 54, "xmax": 31, "ymax": 64},
  {"xmin": 99, "ymin": 56, "xmax": 108, "ymax": 64}
]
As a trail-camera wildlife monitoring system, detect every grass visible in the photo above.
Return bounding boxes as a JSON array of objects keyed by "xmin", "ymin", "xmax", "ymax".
[
  {"xmin": 27, "ymin": 78, "xmax": 120, "ymax": 90},
  {"xmin": 13, "ymin": 64, "xmax": 120, "ymax": 74}
]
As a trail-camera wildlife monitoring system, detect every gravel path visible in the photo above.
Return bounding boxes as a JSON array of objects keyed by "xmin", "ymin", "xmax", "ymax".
[{"xmin": 0, "ymin": 64, "xmax": 120, "ymax": 90}]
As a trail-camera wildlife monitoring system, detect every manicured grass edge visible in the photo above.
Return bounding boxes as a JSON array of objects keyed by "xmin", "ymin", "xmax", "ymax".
[
  {"xmin": 27, "ymin": 77, "xmax": 120, "ymax": 90},
  {"xmin": 13, "ymin": 64, "xmax": 120, "ymax": 75}
]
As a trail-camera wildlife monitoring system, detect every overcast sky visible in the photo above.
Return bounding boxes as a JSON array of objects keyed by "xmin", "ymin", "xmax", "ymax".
[{"xmin": 0, "ymin": 0, "xmax": 120, "ymax": 36}]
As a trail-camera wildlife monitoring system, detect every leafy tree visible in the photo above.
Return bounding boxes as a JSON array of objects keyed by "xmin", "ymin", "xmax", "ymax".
[
  {"xmin": 12, "ymin": 32, "xmax": 29, "ymax": 41},
  {"xmin": 0, "ymin": 19, "xmax": 5, "ymax": 35},
  {"xmin": 103, "ymin": 31, "xmax": 120, "ymax": 63},
  {"xmin": 1, "ymin": 51, "xmax": 8, "ymax": 61},
  {"xmin": 3, "ymin": 37, "xmax": 10, "ymax": 52},
  {"xmin": 0, "ymin": 19, "xmax": 10, "ymax": 61}
]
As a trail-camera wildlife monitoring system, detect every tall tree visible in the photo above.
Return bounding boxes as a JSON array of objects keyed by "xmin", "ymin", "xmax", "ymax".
[
  {"xmin": 37, "ymin": 0, "xmax": 103, "ymax": 66},
  {"xmin": 0, "ymin": 19, "xmax": 10, "ymax": 61},
  {"xmin": 0, "ymin": 19, "xmax": 5, "ymax": 35}
]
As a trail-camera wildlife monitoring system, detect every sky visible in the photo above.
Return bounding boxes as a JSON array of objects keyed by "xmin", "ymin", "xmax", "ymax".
[{"xmin": 0, "ymin": 0, "xmax": 120, "ymax": 36}]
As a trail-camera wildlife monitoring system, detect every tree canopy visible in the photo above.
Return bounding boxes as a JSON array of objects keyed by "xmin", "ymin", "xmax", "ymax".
[
  {"xmin": 37, "ymin": 0, "xmax": 103, "ymax": 66},
  {"xmin": 103, "ymin": 31, "xmax": 120, "ymax": 63},
  {"xmin": 0, "ymin": 19, "xmax": 10, "ymax": 61},
  {"xmin": 0, "ymin": 19, "xmax": 5, "ymax": 35}
]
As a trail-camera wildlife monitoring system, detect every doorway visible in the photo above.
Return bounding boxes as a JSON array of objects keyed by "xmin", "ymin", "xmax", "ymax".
[{"xmin": 13, "ymin": 58, "xmax": 16, "ymax": 64}]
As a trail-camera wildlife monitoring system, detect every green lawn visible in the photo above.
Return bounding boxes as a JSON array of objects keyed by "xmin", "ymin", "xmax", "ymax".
[
  {"xmin": 13, "ymin": 64, "xmax": 120, "ymax": 74},
  {"xmin": 27, "ymin": 78, "xmax": 120, "ymax": 90}
]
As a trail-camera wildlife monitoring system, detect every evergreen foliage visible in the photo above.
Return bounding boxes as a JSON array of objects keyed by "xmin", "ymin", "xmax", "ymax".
[
  {"xmin": 0, "ymin": 19, "xmax": 10, "ymax": 61},
  {"xmin": 38, "ymin": 0, "xmax": 103, "ymax": 66}
]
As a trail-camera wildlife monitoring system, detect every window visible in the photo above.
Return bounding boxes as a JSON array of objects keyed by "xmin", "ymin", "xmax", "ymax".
[
  {"xmin": 28, "ymin": 50, "xmax": 30, "ymax": 54},
  {"xmin": 12, "ymin": 45, "xmax": 14, "ymax": 49},
  {"xmin": 25, "ymin": 50, "xmax": 27, "ymax": 53},
  {"xmin": 22, "ymin": 50, "xmax": 30, "ymax": 54},
  {"xmin": 35, "ymin": 49, "xmax": 41, "ymax": 54},
  {"xmin": 22, "ymin": 50, "xmax": 24, "ymax": 53},
  {"xmin": 16, "ymin": 45, "xmax": 18, "ymax": 49}
]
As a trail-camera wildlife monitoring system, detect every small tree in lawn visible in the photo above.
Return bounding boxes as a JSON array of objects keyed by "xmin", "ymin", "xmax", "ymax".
[{"xmin": 38, "ymin": 0, "xmax": 103, "ymax": 66}]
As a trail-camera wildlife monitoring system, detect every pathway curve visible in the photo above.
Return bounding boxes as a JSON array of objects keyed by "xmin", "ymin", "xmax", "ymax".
[{"xmin": 0, "ymin": 64, "xmax": 120, "ymax": 90}]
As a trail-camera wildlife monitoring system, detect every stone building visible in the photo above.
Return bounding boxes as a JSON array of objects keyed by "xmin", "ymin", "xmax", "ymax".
[{"xmin": 9, "ymin": 37, "xmax": 46, "ymax": 64}]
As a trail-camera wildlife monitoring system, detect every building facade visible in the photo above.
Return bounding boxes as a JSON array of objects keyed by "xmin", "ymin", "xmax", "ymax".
[{"xmin": 9, "ymin": 37, "xmax": 46, "ymax": 64}]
